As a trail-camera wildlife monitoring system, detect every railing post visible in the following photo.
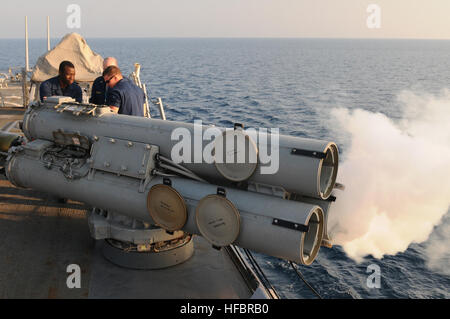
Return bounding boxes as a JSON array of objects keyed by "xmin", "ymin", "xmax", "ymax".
[{"xmin": 22, "ymin": 68, "xmax": 29, "ymax": 107}]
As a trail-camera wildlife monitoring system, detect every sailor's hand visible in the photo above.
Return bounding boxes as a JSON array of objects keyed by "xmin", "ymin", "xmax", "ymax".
[{"xmin": 109, "ymin": 106, "xmax": 119, "ymax": 114}]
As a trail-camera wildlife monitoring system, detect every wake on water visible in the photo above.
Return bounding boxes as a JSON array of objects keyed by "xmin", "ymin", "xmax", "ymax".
[{"xmin": 327, "ymin": 90, "xmax": 450, "ymax": 273}]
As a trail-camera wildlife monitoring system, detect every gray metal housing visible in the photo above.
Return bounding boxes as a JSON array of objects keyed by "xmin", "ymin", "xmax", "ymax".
[
  {"xmin": 22, "ymin": 102, "xmax": 339, "ymax": 200},
  {"xmin": 7, "ymin": 139, "xmax": 324, "ymax": 265}
]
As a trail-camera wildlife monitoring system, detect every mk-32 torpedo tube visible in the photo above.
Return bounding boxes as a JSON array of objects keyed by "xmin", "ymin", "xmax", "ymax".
[{"xmin": 6, "ymin": 97, "xmax": 341, "ymax": 268}]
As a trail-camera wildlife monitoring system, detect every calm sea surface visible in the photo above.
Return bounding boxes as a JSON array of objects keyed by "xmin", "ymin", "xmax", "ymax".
[{"xmin": 1, "ymin": 38, "xmax": 449, "ymax": 298}]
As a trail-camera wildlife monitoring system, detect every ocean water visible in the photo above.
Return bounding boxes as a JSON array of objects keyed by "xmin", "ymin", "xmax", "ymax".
[{"xmin": 1, "ymin": 38, "xmax": 449, "ymax": 299}]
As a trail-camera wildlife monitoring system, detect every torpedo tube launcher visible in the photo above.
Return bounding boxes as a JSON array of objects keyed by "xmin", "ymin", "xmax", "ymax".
[{"xmin": 6, "ymin": 98, "xmax": 341, "ymax": 266}]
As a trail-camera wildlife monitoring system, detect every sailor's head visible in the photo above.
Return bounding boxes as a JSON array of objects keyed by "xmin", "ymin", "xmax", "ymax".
[
  {"xmin": 103, "ymin": 66, "xmax": 123, "ymax": 88},
  {"xmin": 103, "ymin": 57, "xmax": 118, "ymax": 71},
  {"xmin": 58, "ymin": 61, "xmax": 76, "ymax": 86}
]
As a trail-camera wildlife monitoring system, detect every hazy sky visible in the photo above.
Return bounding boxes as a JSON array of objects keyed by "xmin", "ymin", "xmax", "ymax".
[{"xmin": 1, "ymin": 0, "xmax": 450, "ymax": 39}]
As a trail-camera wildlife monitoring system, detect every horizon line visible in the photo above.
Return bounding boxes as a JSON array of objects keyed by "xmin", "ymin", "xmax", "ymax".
[{"xmin": 1, "ymin": 36, "xmax": 450, "ymax": 41}]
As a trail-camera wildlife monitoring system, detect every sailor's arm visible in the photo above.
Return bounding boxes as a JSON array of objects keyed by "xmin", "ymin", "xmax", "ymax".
[
  {"xmin": 108, "ymin": 106, "xmax": 119, "ymax": 114},
  {"xmin": 39, "ymin": 80, "xmax": 52, "ymax": 102},
  {"xmin": 106, "ymin": 89, "xmax": 120, "ymax": 114},
  {"xmin": 74, "ymin": 84, "xmax": 83, "ymax": 103},
  {"xmin": 90, "ymin": 77, "xmax": 104, "ymax": 105}
]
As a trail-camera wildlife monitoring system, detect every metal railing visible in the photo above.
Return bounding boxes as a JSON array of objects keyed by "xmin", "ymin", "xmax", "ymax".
[{"xmin": 129, "ymin": 63, "xmax": 167, "ymax": 120}]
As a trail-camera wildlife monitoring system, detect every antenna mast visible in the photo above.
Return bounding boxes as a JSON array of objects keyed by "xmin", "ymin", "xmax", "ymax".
[
  {"xmin": 25, "ymin": 16, "xmax": 29, "ymax": 72},
  {"xmin": 47, "ymin": 16, "xmax": 50, "ymax": 51}
]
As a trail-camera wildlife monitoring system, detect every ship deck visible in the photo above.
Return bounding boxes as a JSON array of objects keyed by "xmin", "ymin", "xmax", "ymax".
[{"xmin": 0, "ymin": 82, "xmax": 24, "ymax": 108}]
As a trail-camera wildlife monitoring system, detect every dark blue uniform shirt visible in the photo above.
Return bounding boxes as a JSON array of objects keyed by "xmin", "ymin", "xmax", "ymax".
[
  {"xmin": 106, "ymin": 78, "xmax": 145, "ymax": 117},
  {"xmin": 39, "ymin": 76, "xmax": 82, "ymax": 103},
  {"xmin": 89, "ymin": 76, "xmax": 107, "ymax": 105}
]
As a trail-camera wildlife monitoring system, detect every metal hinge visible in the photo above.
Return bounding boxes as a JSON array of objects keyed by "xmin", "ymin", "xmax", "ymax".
[
  {"xmin": 272, "ymin": 218, "xmax": 309, "ymax": 233},
  {"xmin": 291, "ymin": 148, "xmax": 327, "ymax": 159}
]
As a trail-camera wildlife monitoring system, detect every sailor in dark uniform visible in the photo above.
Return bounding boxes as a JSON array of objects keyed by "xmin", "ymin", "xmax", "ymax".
[
  {"xmin": 103, "ymin": 66, "xmax": 145, "ymax": 117},
  {"xmin": 89, "ymin": 57, "xmax": 118, "ymax": 105},
  {"xmin": 39, "ymin": 61, "xmax": 82, "ymax": 103}
]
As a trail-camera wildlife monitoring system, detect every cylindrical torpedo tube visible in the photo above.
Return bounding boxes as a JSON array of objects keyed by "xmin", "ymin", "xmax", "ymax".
[
  {"xmin": 7, "ymin": 141, "xmax": 324, "ymax": 265},
  {"xmin": 290, "ymin": 193, "xmax": 336, "ymax": 248},
  {"xmin": 22, "ymin": 102, "xmax": 339, "ymax": 200}
]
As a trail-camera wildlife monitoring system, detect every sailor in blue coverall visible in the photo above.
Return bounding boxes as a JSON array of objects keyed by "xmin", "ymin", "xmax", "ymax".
[
  {"xmin": 103, "ymin": 65, "xmax": 145, "ymax": 117},
  {"xmin": 39, "ymin": 61, "xmax": 82, "ymax": 103}
]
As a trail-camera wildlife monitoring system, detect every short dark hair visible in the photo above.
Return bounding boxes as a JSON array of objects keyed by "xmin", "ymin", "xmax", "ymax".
[
  {"xmin": 59, "ymin": 61, "xmax": 75, "ymax": 74},
  {"xmin": 103, "ymin": 65, "xmax": 122, "ymax": 78}
]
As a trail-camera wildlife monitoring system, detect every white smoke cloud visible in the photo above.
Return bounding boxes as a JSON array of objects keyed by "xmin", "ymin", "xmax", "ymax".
[{"xmin": 328, "ymin": 90, "xmax": 450, "ymax": 263}]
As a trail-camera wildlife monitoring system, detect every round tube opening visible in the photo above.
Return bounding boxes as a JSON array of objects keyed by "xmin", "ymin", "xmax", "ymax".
[
  {"xmin": 301, "ymin": 208, "xmax": 324, "ymax": 265},
  {"xmin": 319, "ymin": 144, "xmax": 339, "ymax": 199}
]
